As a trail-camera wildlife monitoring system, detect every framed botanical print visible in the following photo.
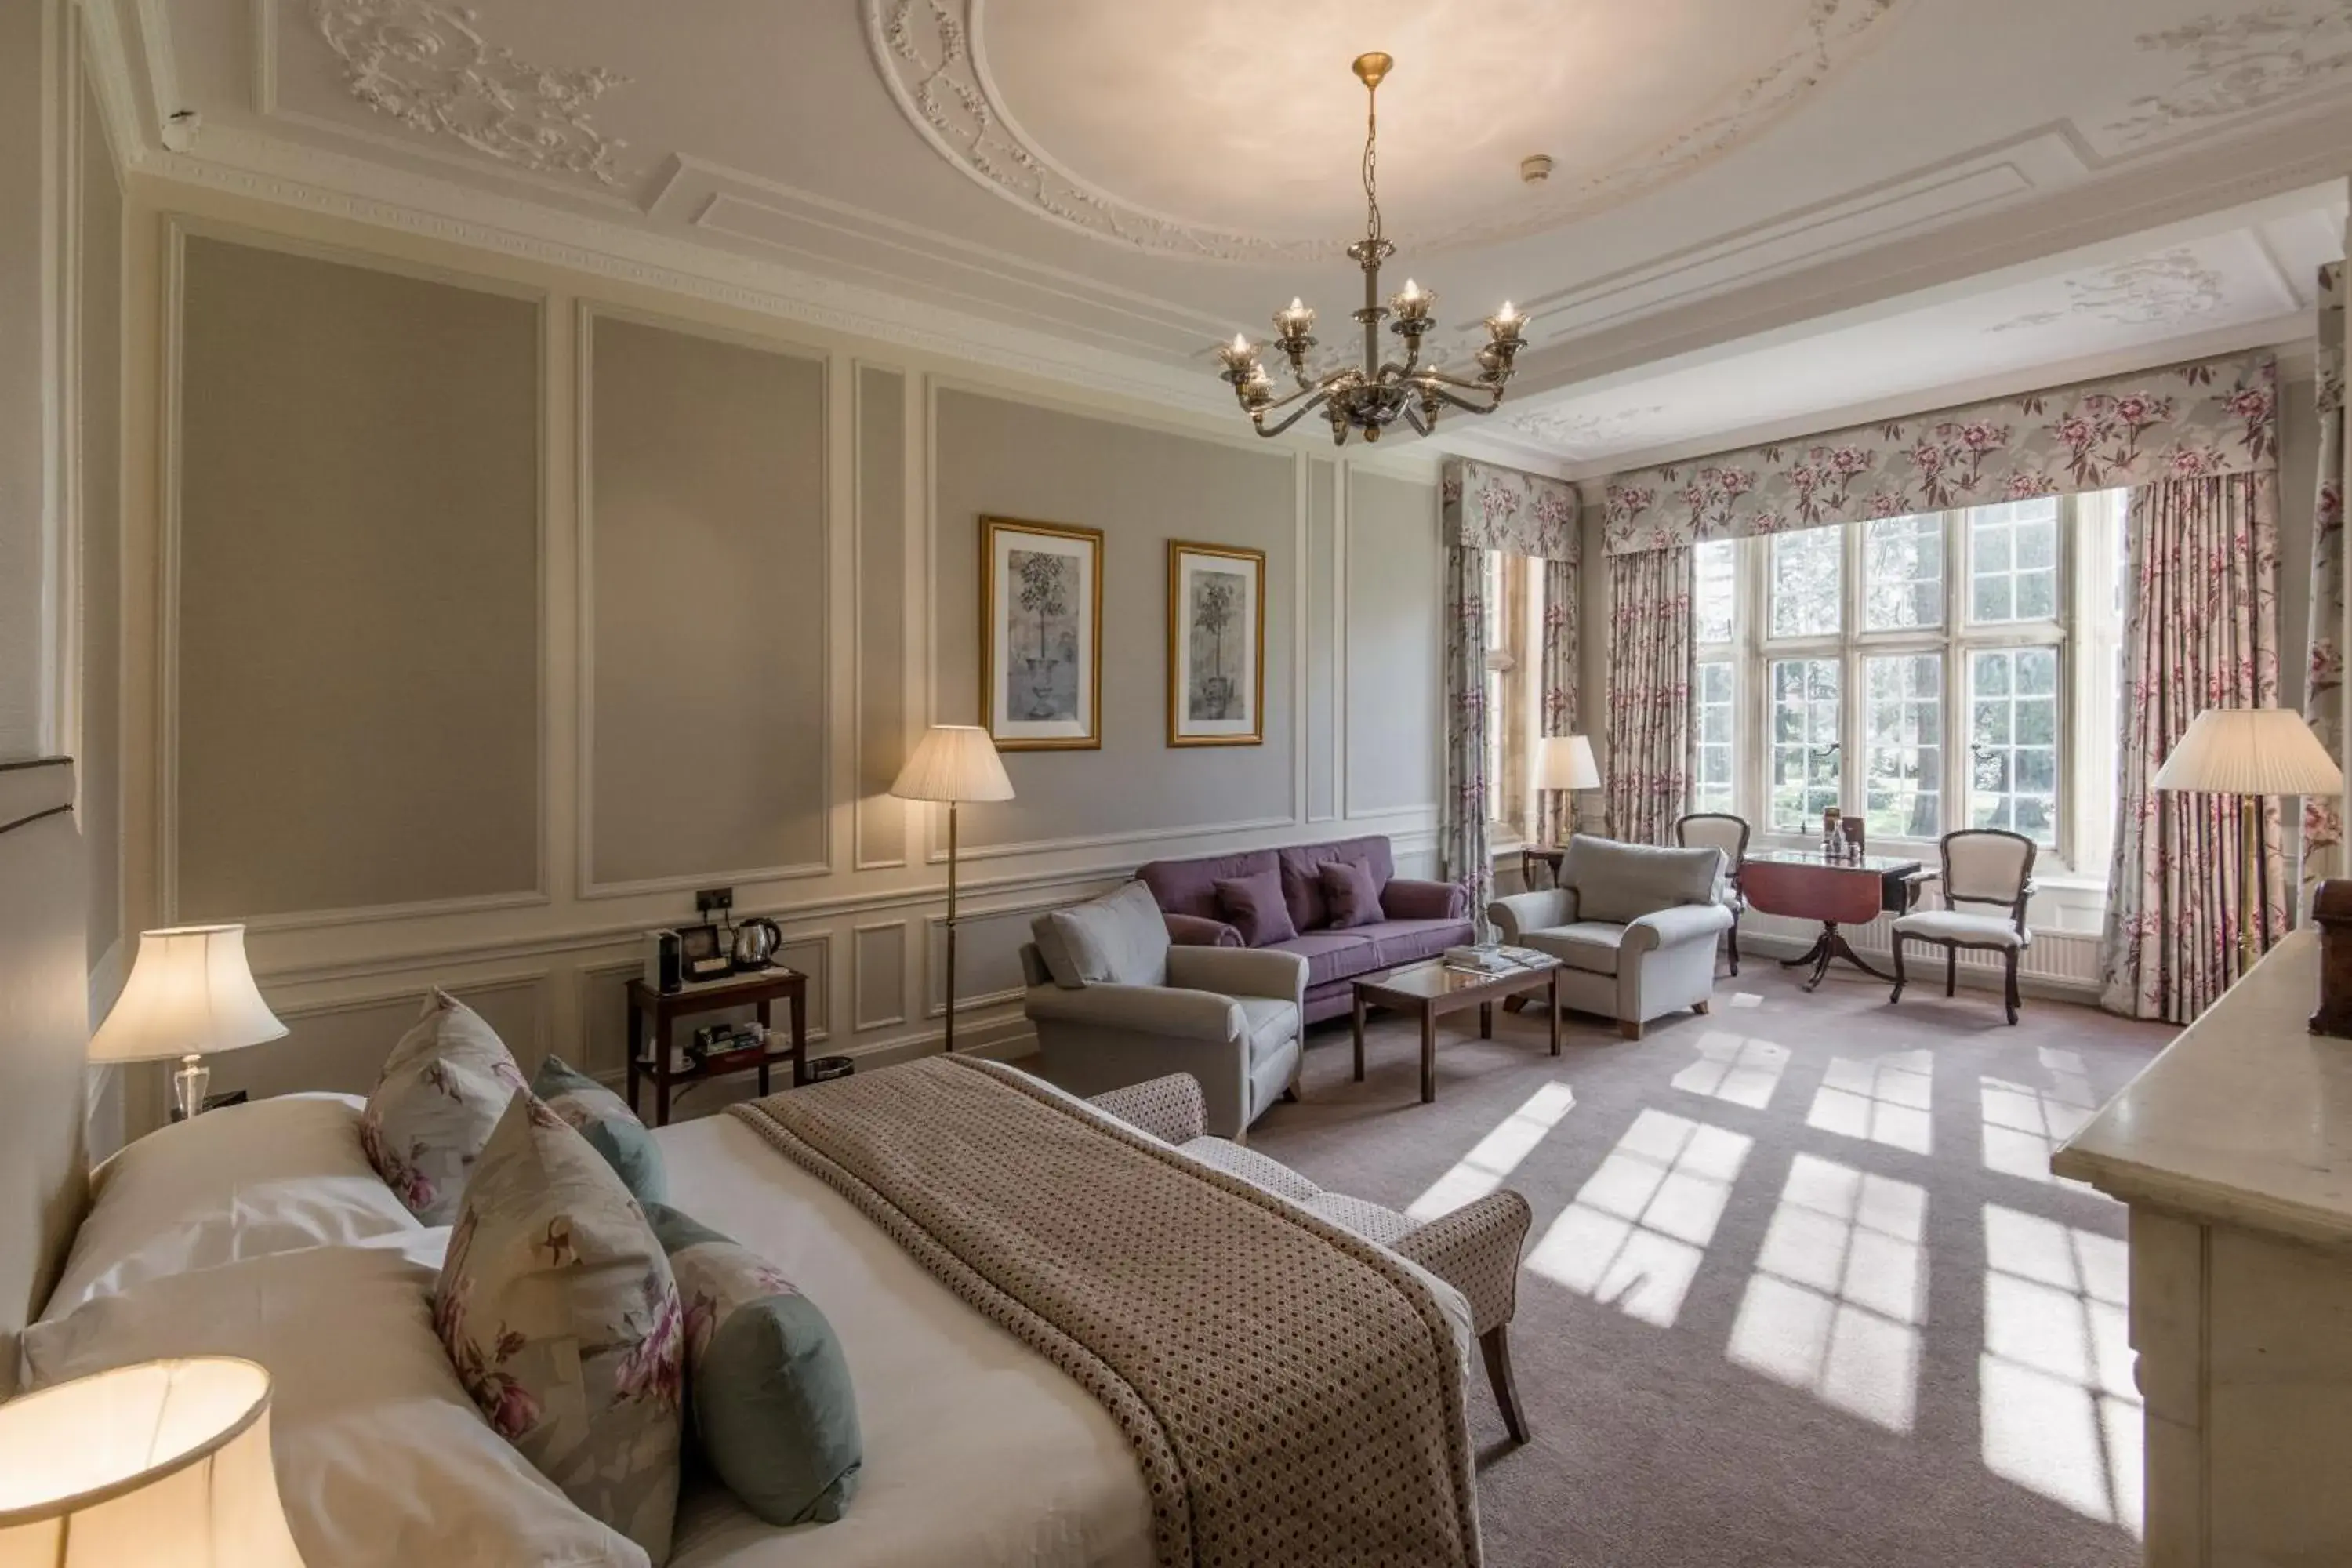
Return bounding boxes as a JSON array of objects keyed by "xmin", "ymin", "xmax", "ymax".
[
  {"xmin": 1166, "ymin": 540, "xmax": 1265, "ymax": 747},
  {"xmin": 980, "ymin": 516, "xmax": 1102, "ymax": 750}
]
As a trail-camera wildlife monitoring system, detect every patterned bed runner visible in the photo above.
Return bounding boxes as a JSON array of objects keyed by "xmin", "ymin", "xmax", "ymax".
[{"xmin": 728, "ymin": 1056, "xmax": 1479, "ymax": 1568}]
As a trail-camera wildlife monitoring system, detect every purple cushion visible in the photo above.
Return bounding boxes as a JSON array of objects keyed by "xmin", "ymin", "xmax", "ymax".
[
  {"xmin": 1214, "ymin": 870, "xmax": 1298, "ymax": 947},
  {"xmin": 1277, "ymin": 837, "xmax": 1396, "ymax": 931},
  {"xmin": 1138, "ymin": 849, "xmax": 1278, "ymax": 924},
  {"xmin": 1319, "ymin": 859, "xmax": 1383, "ymax": 928}
]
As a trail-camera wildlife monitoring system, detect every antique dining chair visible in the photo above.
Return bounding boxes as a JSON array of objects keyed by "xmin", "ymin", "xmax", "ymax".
[
  {"xmin": 1672, "ymin": 812, "xmax": 1751, "ymax": 976},
  {"xmin": 1888, "ymin": 829, "xmax": 2037, "ymax": 1024}
]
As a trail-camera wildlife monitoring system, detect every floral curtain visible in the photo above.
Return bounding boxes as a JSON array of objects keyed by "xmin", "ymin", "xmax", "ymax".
[
  {"xmin": 2100, "ymin": 471, "xmax": 2285, "ymax": 1024},
  {"xmin": 1439, "ymin": 546, "xmax": 1491, "ymax": 934},
  {"xmin": 1603, "ymin": 546, "xmax": 1693, "ymax": 845},
  {"xmin": 1443, "ymin": 459, "xmax": 1579, "ymax": 559},
  {"xmin": 1534, "ymin": 557, "xmax": 1581, "ymax": 845},
  {"xmin": 1602, "ymin": 351, "xmax": 2278, "ymax": 554},
  {"xmin": 2303, "ymin": 262, "xmax": 2346, "ymax": 900}
]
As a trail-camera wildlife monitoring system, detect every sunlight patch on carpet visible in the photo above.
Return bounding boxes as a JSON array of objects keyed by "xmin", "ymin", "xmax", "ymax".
[
  {"xmin": 1806, "ymin": 1048, "xmax": 1934, "ymax": 1155},
  {"xmin": 1526, "ymin": 1109, "xmax": 1751, "ymax": 1328},
  {"xmin": 1406, "ymin": 1080, "xmax": 1577, "ymax": 1221},
  {"xmin": 1726, "ymin": 1153, "xmax": 1927, "ymax": 1432},
  {"xmin": 1671, "ymin": 1030, "xmax": 1790, "ymax": 1110},
  {"xmin": 1980, "ymin": 1049, "xmax": 2103, "ymax": 1192},
  {"xmin": 1978, "ymin": 1202, "xmax": 2141, "ymax": 1535}
]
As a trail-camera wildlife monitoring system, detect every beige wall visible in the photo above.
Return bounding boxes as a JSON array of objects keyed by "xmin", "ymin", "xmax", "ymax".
[
  {"xmin": 172, "ymin": 236, "xmax": 543, "ymax": 920},
  {"xmin": 585, "ymin": 311, "xmax": 827, "ymax": 891},
  {"xmin": 0, "ymin": 0, "xmax": 52, "ymax": 760},
  {"xmin": 98, "ymin": 190, "xmax": 1446, "ymax": 1126}
]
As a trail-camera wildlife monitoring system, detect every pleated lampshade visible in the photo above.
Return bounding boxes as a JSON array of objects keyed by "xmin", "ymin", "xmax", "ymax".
[
  {"xmin": 0, "ymin": 1358, "xmax": 303, "ymax": 1566},
  {"xmin": 2153, "ymin": 706, "xmax": 2347, "ymax": 797},
  {"xmin": 889, "ymin": 724, "xmax": 1015, "ymax": 804}
]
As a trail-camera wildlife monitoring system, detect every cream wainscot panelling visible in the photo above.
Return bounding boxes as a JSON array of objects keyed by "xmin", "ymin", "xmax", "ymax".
[{"xmin": 108, "ymin": 178, "xmax": 1447, "ymax": 1137}]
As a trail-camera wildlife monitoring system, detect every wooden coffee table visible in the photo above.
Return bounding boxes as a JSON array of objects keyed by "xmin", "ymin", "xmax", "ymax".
[{"xmin": 1351, "ymin": 957, "xmax": 1563, "ymax": 1104}]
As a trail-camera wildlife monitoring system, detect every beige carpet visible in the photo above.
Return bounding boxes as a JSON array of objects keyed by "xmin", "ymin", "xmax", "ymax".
[{"xmin": 1240, "ymin": 961, "xmax": 2172, "ymax": 1568}]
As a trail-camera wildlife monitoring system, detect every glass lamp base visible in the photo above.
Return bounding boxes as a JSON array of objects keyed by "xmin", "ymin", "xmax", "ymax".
[{"xmin": 173, "ymin": 1053, "xmax": 212, "ymax": 1120}]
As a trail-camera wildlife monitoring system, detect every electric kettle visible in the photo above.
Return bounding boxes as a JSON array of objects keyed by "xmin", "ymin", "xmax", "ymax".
[{"xmin": 731, "ymin": 916, "xmax": 782, "ymax": 971}]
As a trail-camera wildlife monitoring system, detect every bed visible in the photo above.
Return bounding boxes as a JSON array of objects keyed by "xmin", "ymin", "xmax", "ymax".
[{"xmin": 658, "ymin": 1113, "xmax": 1153, "ymax": 1568}]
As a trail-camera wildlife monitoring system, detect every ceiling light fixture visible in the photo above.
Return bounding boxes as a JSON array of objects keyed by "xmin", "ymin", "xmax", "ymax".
[{"xmin": 1214, "ymin": 53, "xmax": 1526, "ymax": 446}]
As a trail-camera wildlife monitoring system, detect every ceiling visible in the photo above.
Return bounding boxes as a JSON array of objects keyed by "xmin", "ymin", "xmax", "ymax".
[{"xmin": 95, "ymin": 0, "xmax": 2352, "ymax": 471}]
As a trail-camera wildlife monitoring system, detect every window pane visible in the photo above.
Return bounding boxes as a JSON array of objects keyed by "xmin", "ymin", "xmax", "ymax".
[
  {"xmin": 1769, "ymin": 658, "xmax": 1840, "ymax": 831},
  {"xmin": 1968, "ymin": 498, "xmax": 2060, "ymax": 626},
  {"xmin": 1769, "ymin": 530, "xmax": 1842, "ymax": 639},
  {"xmin": 1966, "ymin": 646, "xmax": 2060, "ymax": 845},
  {"xmin": 1693, "ymin": 658, "xmax": 1736, "ymax": 815},
  {"xmin": 1694, "ymin": 540, "xmax": 1736, "ymax": 646},
  {"xmin": 1864, "ymin": 654, "xmax": 1940, "ymax": 838},
  {"xmin": 1863, "ymin": 515, "xmax": 1943, "ymax": 631}
]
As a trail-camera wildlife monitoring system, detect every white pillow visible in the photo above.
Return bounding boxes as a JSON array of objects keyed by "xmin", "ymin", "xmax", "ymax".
[
  {"xmin": 45, "ymin": 1092, "xmax": 419, "ymax": 1316},
  {"xmin": 20, "ymin": 1235, "xmax": 649, "ymax": 1568}
]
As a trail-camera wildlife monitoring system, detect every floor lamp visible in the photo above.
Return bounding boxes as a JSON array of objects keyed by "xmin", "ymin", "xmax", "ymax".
[
  {"xmin": 891, "ymin": 725, "xmax": 1015, "ymax": 1054},
  {"xmin": 2153, "ymin": 706, "xmax": 2345, "ymax": 979}
]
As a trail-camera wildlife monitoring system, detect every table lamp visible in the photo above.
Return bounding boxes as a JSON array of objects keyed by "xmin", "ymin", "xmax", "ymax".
[
  {"xmin": 2154, "ymin": 706, "xmax": 2345, "ymax": 978},
  {"xmin": 0, "ymin": 1356, "xmax": 304, "ymax": 1565},
  {"xmin": 891, "ymin": 726, "xmax": 1015, "ymax": 1054},
  {"xmin": 1534, "ymin": 735, "xmax": 1600, "ymax": 841},
  {"xmin": 86, "ymin": 925, "xmax": 288, "ymax": 1120}
]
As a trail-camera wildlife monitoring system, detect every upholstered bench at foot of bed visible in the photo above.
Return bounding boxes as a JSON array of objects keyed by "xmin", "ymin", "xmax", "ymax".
[{"xmin": 1085, "ymin": 1075, "xmax": 1534, "ymax": 1443}]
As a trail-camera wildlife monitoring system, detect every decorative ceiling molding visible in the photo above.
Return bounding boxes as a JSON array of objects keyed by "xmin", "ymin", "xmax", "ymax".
[
  {"xmin": 1504, "ymin": 404, "xmax": 1672, "ymax": 455},
  {"xmin": 2106, "ymin": 3, "xmax": 2352, "ymax": 148},
  {"xmin": 1987, "ymin": 247, "xmax": 2230, "ymax": 334},
  {"xmin": 863, "ymin": 0, "xmax": 1908, "ymax": 261},
  {"xmin": 309, "ymin": 0, "xmax": 636, "ymax": 187}
]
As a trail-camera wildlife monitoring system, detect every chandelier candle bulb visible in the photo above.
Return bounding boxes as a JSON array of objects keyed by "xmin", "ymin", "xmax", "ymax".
[
  {"xmin": 1392, "ymin": 279, "xmax": 1435, "ymax": 324},
  {"xmin": 1274, "ymin": 298, "xmax": 1316, "ymax": 341}
]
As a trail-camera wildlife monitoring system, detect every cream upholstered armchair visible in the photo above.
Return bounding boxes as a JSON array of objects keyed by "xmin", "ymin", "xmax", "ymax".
[
  {"xmin": 1889, "ymin": 829, "xmax": 2037, "ymax": 1024},
  {"xmin": 1488, "ymin": 837, "xmax": 1731, "ymax": 1040},
  {"xmin": 1086, "ymin": 1073, "xmax": 1534, "ymax": 1443},
  {"xmin": 1022, "ymin": 880, "xmax": 1306, "ymax": 1140}
]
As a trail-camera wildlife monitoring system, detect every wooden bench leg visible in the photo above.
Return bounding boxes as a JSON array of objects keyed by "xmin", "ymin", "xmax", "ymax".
[{"xmin": 1480, "ymin": 1326, "xmax": 1528, "ymax": 1443}]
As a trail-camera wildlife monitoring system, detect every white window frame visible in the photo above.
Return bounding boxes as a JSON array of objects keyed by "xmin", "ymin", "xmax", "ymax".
[{"xmin": 1690, "ymin": 492, "xmax": 2123, "ymax": 878}]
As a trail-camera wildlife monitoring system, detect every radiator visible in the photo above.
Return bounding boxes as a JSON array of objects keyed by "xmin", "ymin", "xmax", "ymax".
[{"xmin": 1739, "ymin": 910, "xmax": 2103, "ymax": 995}]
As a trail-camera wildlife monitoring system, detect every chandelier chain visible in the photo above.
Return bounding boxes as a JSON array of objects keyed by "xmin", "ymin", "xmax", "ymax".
[{"xmin": 1362, "ymin": 83, "xmax": 1381, "ymax": 246}]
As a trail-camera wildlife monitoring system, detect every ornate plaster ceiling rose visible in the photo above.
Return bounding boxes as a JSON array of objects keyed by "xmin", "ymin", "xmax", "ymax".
[
  {"xmin": 310, "ymin": 0, "xmax": 635, "ymax": 186},
  {"xmin": 867, "ymin": 0, "xmax": 1907, "ymax": 260}
]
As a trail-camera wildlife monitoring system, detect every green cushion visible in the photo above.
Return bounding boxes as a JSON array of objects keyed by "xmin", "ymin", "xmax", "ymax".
[
  {"xmin": 646, "ymin": 1203, "xmax": 862, "ymax": 1526},
  {"xmin": 528, "ymin": 1055, "xmax": 666, "ymax": 1206}
]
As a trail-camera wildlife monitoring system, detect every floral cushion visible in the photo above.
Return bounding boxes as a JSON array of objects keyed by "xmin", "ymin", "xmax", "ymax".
[
  {"xmin": 436, "ymin": 1092, "xmax": 684, "ymax": 1562},
  {"xmin": 362, "ymin": 989, "xmax": 526, "ymax": 1224},
  {"xmin": 532, "ymin": 1054, "xmax": 666, "ymax": 1206},
  {"xmin": 647, "ymin": 1203, "xmax": 861, "ymax": 1526}
]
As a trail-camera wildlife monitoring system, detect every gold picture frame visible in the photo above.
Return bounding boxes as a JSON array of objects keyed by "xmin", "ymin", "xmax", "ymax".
[
  {"xmin": 980, "ymin": 516, "xmax": 1103, "ymax": 750},
  {"xmin": 1166, "ymin": 539, "xmax": 1266, "ymax": 748}
]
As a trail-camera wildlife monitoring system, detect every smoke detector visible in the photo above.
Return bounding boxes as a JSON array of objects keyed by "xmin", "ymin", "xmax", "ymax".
[{"xmin": 1520, "ymin": 154, "xmax": 1553, "ymax": 184}]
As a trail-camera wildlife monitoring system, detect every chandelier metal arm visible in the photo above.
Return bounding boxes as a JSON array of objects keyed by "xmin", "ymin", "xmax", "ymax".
[
  {"xmin": 1251, "ymin": 390, "xmax": 1335, "ymax": 439},
  {"xmin": 1415, "ymin": 380, "xmax": 1509, "ymax": 416}
]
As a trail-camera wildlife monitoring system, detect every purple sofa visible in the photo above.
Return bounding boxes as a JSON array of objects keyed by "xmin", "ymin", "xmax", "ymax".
[{"xmin": 1136, "ymin": 835, "xmax": 1472, "ymax": 1024}]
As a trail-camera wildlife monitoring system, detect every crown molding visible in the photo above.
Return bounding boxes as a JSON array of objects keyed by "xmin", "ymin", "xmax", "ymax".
[{"xmin": 118, "ymin": 114, "xmax": 1235, "ymax": 414}]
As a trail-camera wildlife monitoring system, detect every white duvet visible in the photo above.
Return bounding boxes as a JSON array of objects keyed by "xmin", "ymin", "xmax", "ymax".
[{"xmin": 657, "ymin": 1114, "xmax": 1156, "ymax": 1568}]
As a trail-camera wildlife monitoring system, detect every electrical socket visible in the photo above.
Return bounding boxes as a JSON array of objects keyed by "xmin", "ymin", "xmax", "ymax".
[{"xmin": 695, "ymin": 887, "xmax": 734, "ymax": 916}]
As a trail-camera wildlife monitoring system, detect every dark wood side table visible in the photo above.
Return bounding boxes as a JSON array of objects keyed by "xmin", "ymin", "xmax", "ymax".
[
  {"xmin": 1519, "ymin": 844, "xmax": 1566, "ymax": 891},
  {"xmin": 1351, "ymin": 958, "xmax": 1562, "ymax": 1104},
  {"xmin": 1738, "ymin": 849, "xmax": 1922, "ymax": 993},
  {"xmin": 626, "ymin": 967, "xmax": 808, "ymax": 1127}
]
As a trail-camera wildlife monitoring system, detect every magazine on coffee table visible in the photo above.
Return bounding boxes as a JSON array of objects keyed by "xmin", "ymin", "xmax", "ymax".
[{"xmin": 1441, "ymin": 942, "xmax": 1552, "ymax": 975}]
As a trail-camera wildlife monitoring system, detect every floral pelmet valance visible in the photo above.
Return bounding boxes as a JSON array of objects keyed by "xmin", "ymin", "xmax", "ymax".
[
  {"xmin": 1442, "ymin": 459, "xmax": 1580, "ymax": 560},
  {"xmin": 1600, "ymin": 350, "xmax": 2279, "ymax": 555}
]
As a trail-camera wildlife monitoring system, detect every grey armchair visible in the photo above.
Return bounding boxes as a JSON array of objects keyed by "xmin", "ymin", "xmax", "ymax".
[
  {"xmin": 1487, "ymin": 836, "xmax": 1731, "ymax": 1040},
  {"xmin": 1022, "ymin": 880, "xmax": 1305, "ymax": 1140}
]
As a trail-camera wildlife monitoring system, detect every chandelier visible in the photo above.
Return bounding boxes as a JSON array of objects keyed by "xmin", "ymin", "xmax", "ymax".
[{"xmin": 1215, "ymin": 52, "xmax": 1526, "ymax": 446}]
